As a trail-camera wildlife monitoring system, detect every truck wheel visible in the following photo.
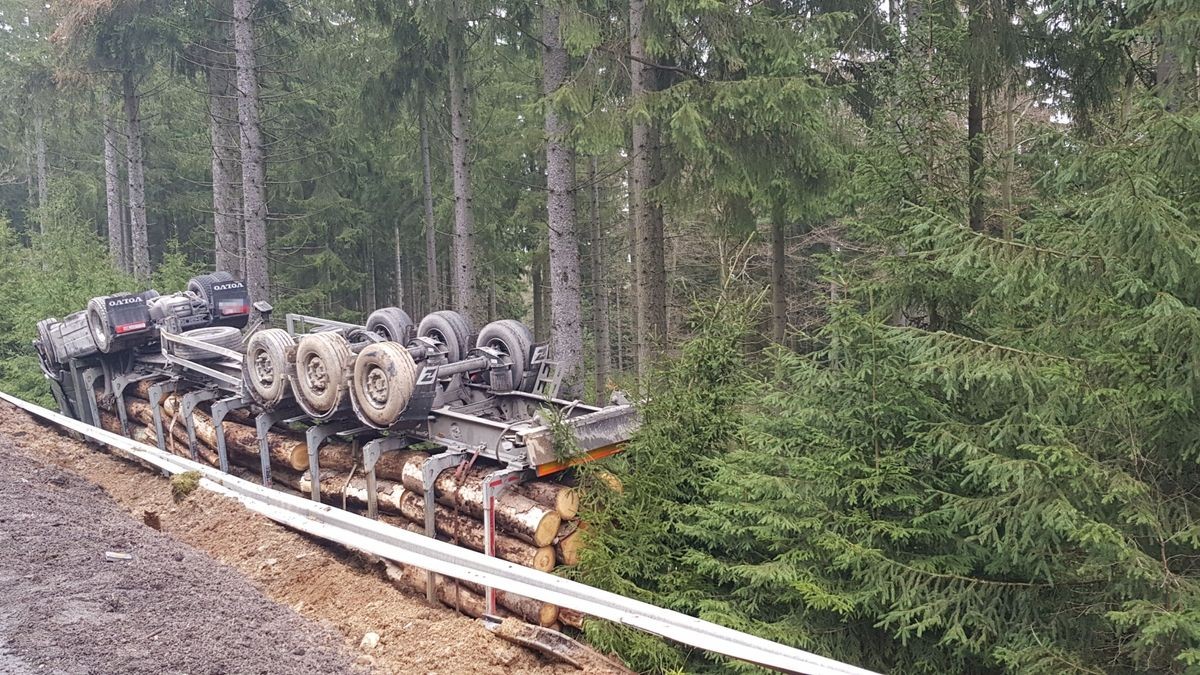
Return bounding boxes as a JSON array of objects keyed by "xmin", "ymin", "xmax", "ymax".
[
  {"xmin": 292, "ymin": 331, "xmax": 352, "ymax": 416},
  {"xmin": 36, "ymin": 318, "xmax": 59, "ymax": 367},
  {"xmin": 352, "ymin": 341, "xmax": 419, "ymax": 428},
  {"xmin": 366, "ymin": 307, "xmax": 414, "ymax": 343},
  {"xmin": 477, "ymin": 320, "xmax": 533, "ymax": 387},
  {"xmin": 417, "ymin": 310, "xmax": 473, "ymax": 362},
  {"xmin": 244, "ymin": 329, "xmax": 294, "ymax": 407},
  {"xmin": 188, "ymin": 272, "xmax": 248, "ymax": 328},
  {"xmin": 172, "ymin": 326, "xmax": 243, "ymax": 360},
  {"xmin": 86, "ymin": 297, "xmax": 115, "ymax": 353}
]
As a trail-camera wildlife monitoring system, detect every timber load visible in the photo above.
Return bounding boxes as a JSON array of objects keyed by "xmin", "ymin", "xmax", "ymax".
[
  {"xmin": 98, "ymin": 387, "xmax": 592, "ymax": 624},
  {"xmin": 37, "ymin": 272, "xmax": 633, "ymax": 635}
]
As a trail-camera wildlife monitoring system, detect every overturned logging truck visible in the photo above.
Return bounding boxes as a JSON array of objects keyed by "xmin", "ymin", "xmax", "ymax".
[{"xmin": 33, "ymin": 271, "xmax": 639, "ymax": 627}]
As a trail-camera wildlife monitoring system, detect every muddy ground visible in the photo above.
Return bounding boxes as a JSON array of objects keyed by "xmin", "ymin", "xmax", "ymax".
[
  {"xmin": 0, "ymin": 433, "xmax": 362, "ymax": 674},
  {"xmin": 0, "ymin": 400, "xmax": 615, "ymax": 674}
]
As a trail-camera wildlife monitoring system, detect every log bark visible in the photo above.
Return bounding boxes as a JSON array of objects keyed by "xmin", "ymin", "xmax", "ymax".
[
  {"xmin": 161, "ymin": 395, "xmax": 308, "ymax": 471},
  {"xmin": 559, "ymin": 607, "xmax": 585, "ymax": 629},
  {"xmin": 400, "ymin": 461, "xmax": 562, "ymax": 546},
  {"xmin": 513, "ymin": 481, "xmax": 579, "ymax": 520},
  {"xmin": 303, "ymin": 471, "xmax": 555, "ymax": 572},
  {"xmin": 384, "ymin": 560, "xmax": 557, "ymax": 626}
]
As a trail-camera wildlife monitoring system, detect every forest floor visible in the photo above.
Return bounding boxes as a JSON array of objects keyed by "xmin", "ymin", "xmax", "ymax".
[{"xmin": 0, "ymin": 400, "xmax": 616, "ymax": 674}]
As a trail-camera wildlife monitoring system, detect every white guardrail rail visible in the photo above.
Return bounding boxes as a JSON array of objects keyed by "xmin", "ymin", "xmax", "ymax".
[{"xmin": 0, "ymin": 390, "xmax": 878, "ymax": 675}]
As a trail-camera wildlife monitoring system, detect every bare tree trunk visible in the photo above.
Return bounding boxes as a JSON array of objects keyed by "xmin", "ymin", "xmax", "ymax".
[
  {"xmin": 394, "ymin": 222, "xmax": 404, "ymax": 308},
  {"xmin": 770, "ymin": 202, "xmax": 787, "ymax": 343},
  {"xmin": 630, "ymin": 0, "xmax": 666, "ymax": 384},
  {"xmin": 1001, "ymin": 76, "xmax": 1015, "ymax": 239},
  {"xmin": 420, "ymin": 94, "xmax": 440, "ymax": 310},
  {"xmin": 543, "ymin": 2, "xmax": 583, "ymax": 395},
  {"xmin": 233, "ymin": 0, "xmax": 270, "ymax": 301},
  {"xmin": 102, "ymin": 90, "xmax": 124, "ymax": 269},
  {"xmin": 121, "ymin": 180, "xmax": 132, "ymax": 273},
  {"xmin": 34, "ymin": 112, "xmax": 47, "ymax": 217},
  {"xmin": 1156, "ymin": 29, "xmax": 1180, "ymax": 112},
  {"xmin": 448, "ymin": 4, "xmax": 477, "ymax": 327},
  {"xmin": 589, "ymin": 157, "xmax": 610, "ymax": 401},
  {"xmin": 966, "ymin": 0, "xmax": 984, "ymax": 232},
  {"xmin": 532, "ymin": 256, "xmax": 546, "ymax": 343},
  {"xmin": 121, "ymin": 69, "xmax": 150, "ymax": 280},
  {"xmin": 208, "ymin": 52, "xmax": 242, "ymax": 276}
]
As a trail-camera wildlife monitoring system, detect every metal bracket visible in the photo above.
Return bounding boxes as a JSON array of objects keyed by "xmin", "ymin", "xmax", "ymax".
[
  {"xmin": 148, "ymin": 380, "xmax": 180, "ymax": 453},
  {"xmin": 112, "ymin": 373, "xmax": 155, "ymax": 436},
  {"xmin": 180, "ymin": 389, "xmax": 219, "ymax": 463},
  {"xmin": 418, "ymin": 449, "xmax": 469, "ymax": 603},
  {"xmin": 211, "ymin": 396, "xmax": 251, "ymax": 473},
  {"xmin": 306, "ymin": 421, "xmax": 367, "ymax": 503},
  {"xmin": 80, "ymin": 366, "xmax": 107, "ymax": 433},
  {"xmin": 255, "ymin": 409, "xmax": 299, "ymax": 487},
  {"xmin": 481, "ymin": 466, "xmax": 528, "ymax": 614},
  {"xmin": 361, "ymin": 436, "xmax": 416, "ymax": 519}
]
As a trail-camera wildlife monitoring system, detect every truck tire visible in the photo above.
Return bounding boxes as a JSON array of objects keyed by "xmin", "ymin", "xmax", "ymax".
[
  {"xmin": 188, "ymin": 272, "xmax": 248, "ymax": 328},
  {"xmin": 366, "ymin": 307, "xmax": 414, "ymax": 343},
  {"xmin": 352, "ymin": 341, "xmax": 419, "ymax": 428},
  {"xmin": 86, "ymin": 297, "xmax": 116, "ymax": 353},
  {"xmin": 292, "ymin": 331, "xmax": 353, "ymax": 417},
  {"xmin": 417, "ymin": 310, "xmax": 473, "ymax": 362},
  {"xmin": 36, "ymin": 318, "xmax": 59, "ymax": 368},
  {"xmin": 244, "ymin": 328, "xmax": 295, "ymax": 408},
  {"xmin": 173, "ymin": 326, "xmax": 243, "ymax": 360},
  {"xmin": 477, "ymin": 320, "xmax": 533, "ymax": 387}
]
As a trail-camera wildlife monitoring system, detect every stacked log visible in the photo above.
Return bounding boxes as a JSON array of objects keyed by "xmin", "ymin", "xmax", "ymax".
[{"xmin": 98, "ymin": 382, "xmax": 594, "ymax": 627}]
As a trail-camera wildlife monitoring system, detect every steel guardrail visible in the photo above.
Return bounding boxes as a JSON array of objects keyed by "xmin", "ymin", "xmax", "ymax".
[{"xmin": 0, "ymin": 390, "xmax": 878, "ymax": 675}]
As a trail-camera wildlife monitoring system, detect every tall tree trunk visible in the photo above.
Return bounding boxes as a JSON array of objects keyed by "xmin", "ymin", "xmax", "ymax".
[
  {"xmin": 448, "ymin": 4, "xmax": 477, "ymax": 327},
  {"xmin": 770, "ymin": 203, "xmax": 787, "ymax": 343},
  {"xmin": 419, "ymin": 95, "xmax": 440, "ymax": 311},
  {"xmin": 590, "ymin": 157, "xmax": 610, "ymax": 401},
  {"xmin": 233, "ymin": 0, "xmax": 270, "ymax": 301},
  {"xmin": 543, "ymin": 2, "xmax": 583, "ymax": 396},
  {"xmin": 624, "ymin": 162, "xmax": 637, "ymax": 375},
  {"xmin": 966, "ymin": 0, "xmax": 984, "ymax": 232},
  {"xmin": 208, "ymin": 53, "xmax": 242, "ymax": 276},
  {"xmin": 1156, "ymin": 29, "xmax": 1180, "ymax": 112},
  {"xmin": 102, "ymin": 90, "xmax": 124, "ymax": 269},
  {"xmin": 630, "ymin": 0, "xmax": 666, "ymax": 384},
  {"xmin": 34, "ymin": 112, "xmax": 47, "ymax": 217},
  {"xmin": 532, "ymin": 255, "xmax": 546, "ymax": 343},
  {"xmin": 121, "ymin": 70, "xmax": 150, "ymax": 280},
  {"xmin": 1001, "ymin": 76, "xmax": 1016, "ymax": 239},
  {"xmin": 121, "ymin": 180, "xmax": 132, "ymax": 273},
  {"xmin": 394, "ymin": 222, "xmax": 404, "ymax": 308}
]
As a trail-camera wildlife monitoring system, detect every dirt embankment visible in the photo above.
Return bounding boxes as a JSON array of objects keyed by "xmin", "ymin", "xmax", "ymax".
[
  {"xmin": 0, "ymin": 400, "xmax": 611, "ymax": 674},
  {"xmin": 0, "ymin": 433, "xmax": 362, "ymax": 674}
]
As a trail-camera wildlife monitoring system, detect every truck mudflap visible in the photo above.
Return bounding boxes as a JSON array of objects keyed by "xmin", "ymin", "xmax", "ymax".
[{"xmin": 519, "ymin": 404, "xmax": 640, "ymax": 475}]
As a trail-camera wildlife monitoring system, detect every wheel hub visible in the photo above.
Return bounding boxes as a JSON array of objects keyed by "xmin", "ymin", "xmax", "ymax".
[
  {"xmin": 365, "ymin": 367, "xmax": 389, "ymax": 408},
  {"xmin": 305, "ymin": 355, "xmax": 329, "ymax": 393}
]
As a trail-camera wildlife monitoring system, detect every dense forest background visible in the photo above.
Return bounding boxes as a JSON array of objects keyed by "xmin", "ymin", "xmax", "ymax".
[{"xmin": 2, "ymin": 0, "xmax": 1200, "ymax": 672}]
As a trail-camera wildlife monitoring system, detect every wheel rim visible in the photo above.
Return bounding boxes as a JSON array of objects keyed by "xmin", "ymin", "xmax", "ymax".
[
  {"xmin": 303, "ymin": 353, "xmax": 329, "ymax": 395},
  {"xmin": 364, "ymin": 365, "xmax": 390, "ymax": 411},
  {"xmin": 252, "ymin": 349, "xmax": 276, "ymax": 390}
]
